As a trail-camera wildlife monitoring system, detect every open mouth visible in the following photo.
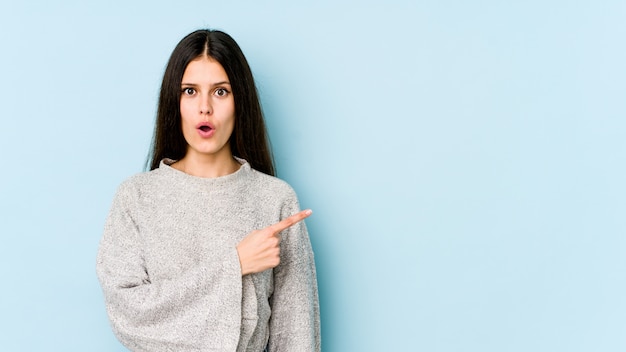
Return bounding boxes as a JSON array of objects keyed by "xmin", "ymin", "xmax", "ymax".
[
  {"xmin": 196, "ymin": 122, "xmax": 215, "ymax": 137},
  {"xmin": 196, "ymin": 121, "xmax": 215, "ymax": 132}
]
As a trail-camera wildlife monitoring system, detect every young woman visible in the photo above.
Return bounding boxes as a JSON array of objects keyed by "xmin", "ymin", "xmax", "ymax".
[{"xmin": 96, "ymin": 29, "xmax": 320, "ymax": 351}]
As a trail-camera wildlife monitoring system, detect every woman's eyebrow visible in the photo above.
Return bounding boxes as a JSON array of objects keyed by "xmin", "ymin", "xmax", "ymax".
[{"xmin": 181, "ymin": 81, "xmax": 231, "ymax": 86}]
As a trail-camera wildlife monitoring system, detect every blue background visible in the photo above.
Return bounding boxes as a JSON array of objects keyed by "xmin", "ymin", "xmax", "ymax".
[{"xmin": 1, "ymin": 1, "xmax": 624, "ymax": 351}]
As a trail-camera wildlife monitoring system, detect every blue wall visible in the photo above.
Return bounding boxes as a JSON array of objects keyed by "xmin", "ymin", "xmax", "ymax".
[{"xmin": 1, "ymin": 1, "xmax": 624, "ymax": 351}]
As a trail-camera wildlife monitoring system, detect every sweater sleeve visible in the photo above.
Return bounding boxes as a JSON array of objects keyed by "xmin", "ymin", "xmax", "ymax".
[
  {"xmin": 96, "ymin": 182, "xmax": 242, "ymax": 352},
  {"xmin": 267, "ymin": 192, "xmax": 321, "ymax": 352}
]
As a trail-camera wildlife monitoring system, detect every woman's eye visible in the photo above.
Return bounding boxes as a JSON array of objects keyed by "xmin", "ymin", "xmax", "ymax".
[
  {"xmin": 183, "ymin": 88, "xmax": 195, "ymax": 95},
  {"xmin": 215, "ymin": 88, "xmax": 229, "ymax": 97}
]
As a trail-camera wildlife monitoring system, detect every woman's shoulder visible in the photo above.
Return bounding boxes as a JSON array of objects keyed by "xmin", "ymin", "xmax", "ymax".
[
  {"xmin": 248, "ymin": 169, "xmax": 298, "ymax": 199},
  {"xmin": 112, "ymin": 167, "xmax": 168, "ymax": 199}
]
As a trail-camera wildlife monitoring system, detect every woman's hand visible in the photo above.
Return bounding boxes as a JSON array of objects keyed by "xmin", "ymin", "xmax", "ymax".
[{"xmin": 236, "ymin": 209, "xmax": 312, "ymax": 276}]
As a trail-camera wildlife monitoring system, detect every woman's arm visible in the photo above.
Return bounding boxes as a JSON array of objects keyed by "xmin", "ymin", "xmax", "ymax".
[
  {"xmin": 96, "ymin": 183, "xmax": 243, "ymax": 352},
  {"xmin": 267, "ymin": 195, "xmax": 321, "ymax": 351}
]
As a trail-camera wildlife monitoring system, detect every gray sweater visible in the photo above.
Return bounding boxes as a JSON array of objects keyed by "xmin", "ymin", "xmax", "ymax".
[{"xmin": 96, "ymin": 159, "xmax": 320, "ymax": 351}]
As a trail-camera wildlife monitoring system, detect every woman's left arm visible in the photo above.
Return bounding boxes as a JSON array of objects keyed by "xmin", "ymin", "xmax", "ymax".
[{"xmin": 267, "ymin": 194, "xmax": 321, "ymax": 352}]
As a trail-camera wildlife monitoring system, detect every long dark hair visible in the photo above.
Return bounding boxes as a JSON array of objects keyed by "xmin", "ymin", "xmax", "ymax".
[{"xmin": 148, "ymin": 29, "xmax": 275, "ymax": 176}]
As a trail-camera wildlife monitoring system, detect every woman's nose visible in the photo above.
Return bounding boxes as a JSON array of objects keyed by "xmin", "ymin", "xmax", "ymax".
[{"xmin": 200, "ymin": 95, "xmax": 212, "ymax": 115}]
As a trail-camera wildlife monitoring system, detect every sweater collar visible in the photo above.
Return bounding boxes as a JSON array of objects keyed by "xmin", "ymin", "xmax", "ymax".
[{"xmin": 157, "ymin": 157, "xmax": 252, "ymax": 186}]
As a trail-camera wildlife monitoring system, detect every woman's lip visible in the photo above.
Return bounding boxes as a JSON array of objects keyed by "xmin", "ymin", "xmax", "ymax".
[
  {"xmin": 196, "ymin": 122, "xmax": 215, "ymax": 138},
  {"xmin": 197, "ymin": 127, "xmax": 215, "ymax": 138},
  {"xmin": 195, "ymin": 122, "xmax": 215, "ymax": 129}
]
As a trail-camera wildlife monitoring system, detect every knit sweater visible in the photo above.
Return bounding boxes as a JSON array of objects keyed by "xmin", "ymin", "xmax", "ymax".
[{"xmin": 96, "ymin": 158, "xmax": 320, "ymax": 352}]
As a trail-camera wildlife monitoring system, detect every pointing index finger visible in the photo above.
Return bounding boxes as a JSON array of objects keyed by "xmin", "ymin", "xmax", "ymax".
[{"xmin": 269, "ymin": 209, "xmax": 313, "ymax": 234}]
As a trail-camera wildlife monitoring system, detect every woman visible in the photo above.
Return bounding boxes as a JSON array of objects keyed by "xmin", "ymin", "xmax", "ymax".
[{"xmin": 96, "ymin": 29, "xmax": 320, "ymax": 351}]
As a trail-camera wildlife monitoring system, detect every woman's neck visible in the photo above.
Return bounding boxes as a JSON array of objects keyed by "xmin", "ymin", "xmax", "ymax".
[{"xmin": 172, "ymin": 152, "xmax": 241, "ymax": 178}]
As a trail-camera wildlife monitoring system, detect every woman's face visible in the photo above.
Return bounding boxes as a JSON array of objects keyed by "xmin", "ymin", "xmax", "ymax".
[{"xmin": 179, "ymin": 56, "xmax": 235, "ymax": 162}]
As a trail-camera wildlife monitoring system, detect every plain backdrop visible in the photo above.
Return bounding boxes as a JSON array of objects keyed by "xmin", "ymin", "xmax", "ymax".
[{"xmin": 1, "ymin": 1, "xmax": 624, "ymax": 351}]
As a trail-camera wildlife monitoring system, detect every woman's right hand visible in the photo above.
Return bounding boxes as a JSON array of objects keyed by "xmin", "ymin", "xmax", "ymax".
[{"xmin": 236, "ymin": 209, "xmax": 312, "ymax": 276}]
